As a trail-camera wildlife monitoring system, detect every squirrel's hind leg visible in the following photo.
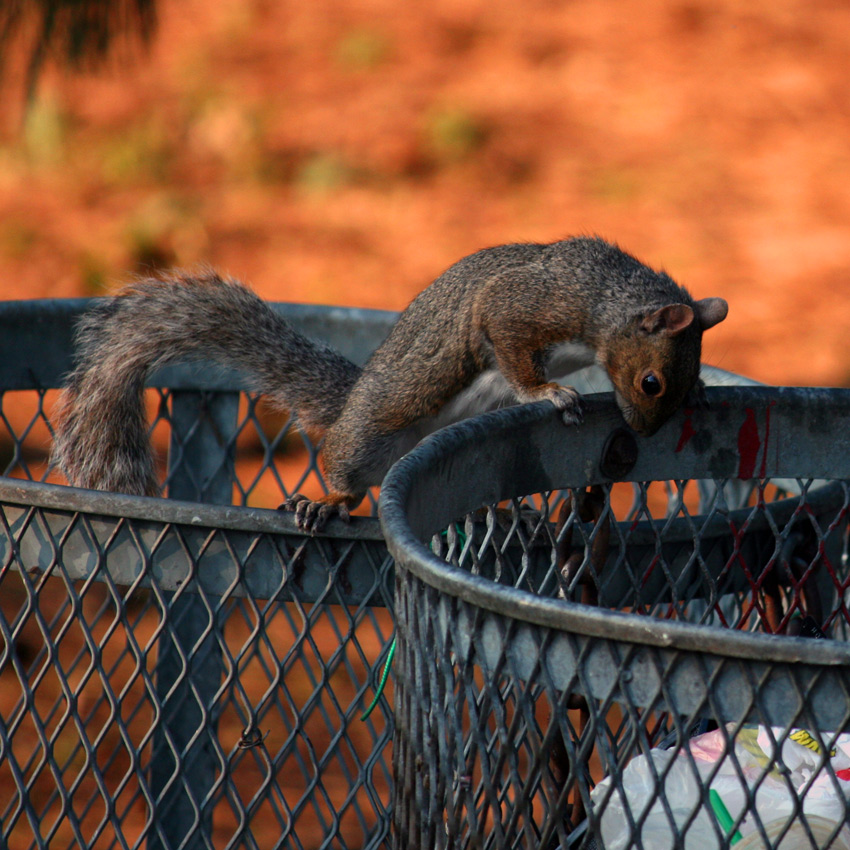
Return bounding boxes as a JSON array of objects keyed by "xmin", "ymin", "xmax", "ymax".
[{"xmin": 280, "ymin": 492, "xmax": 364, "ymax": 533}]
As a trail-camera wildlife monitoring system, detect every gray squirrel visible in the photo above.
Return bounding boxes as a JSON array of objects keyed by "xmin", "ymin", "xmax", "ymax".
[{"xmin": 52, "ymin": 237, "xmax": 728, "ymax": 530}]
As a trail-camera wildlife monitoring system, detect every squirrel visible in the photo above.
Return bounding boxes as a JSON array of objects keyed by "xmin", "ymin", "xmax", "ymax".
[{"xmin": 52, "ymin": 236, "xmax": 728, "ymax": 531}]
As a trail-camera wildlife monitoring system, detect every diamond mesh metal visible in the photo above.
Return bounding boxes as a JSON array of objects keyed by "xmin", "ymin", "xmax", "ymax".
[
  {"xmin": 381, "ymin": 390, "xmax": 850, "ymax": 850},
  {"xmin": 0, "ymin": 510, "xmax": 395, "ymax": 850},
  {"xmin": 0, "ymin": 300, "xmax": 398, "ymax": 850}
]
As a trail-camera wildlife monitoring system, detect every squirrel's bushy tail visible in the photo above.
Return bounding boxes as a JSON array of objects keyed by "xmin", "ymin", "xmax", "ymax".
[{"xmin": 51, "ymin": 270, "xmax": 361, "ymax": 496}]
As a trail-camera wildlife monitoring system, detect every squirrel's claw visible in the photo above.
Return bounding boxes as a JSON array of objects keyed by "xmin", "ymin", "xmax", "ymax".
[
  {"xmin": 280, "ymin": 493, "xmax": 352, "ymax": 533},
  {"xmin": 548, "ymin": 385, "xmax": 584, "ymax": 427},
  {"xmin": 519, "ymin": 382, "xmax": 584, "ymax": 426}
]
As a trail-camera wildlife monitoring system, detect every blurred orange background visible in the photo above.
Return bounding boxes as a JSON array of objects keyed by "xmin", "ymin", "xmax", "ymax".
[
  {"xmin": 0, "ymin": 6, "xmax": 848, "ymax": 846},
  {"xmin": 1, "ymin": 0, "xmax": 849, "ymax": 387}
]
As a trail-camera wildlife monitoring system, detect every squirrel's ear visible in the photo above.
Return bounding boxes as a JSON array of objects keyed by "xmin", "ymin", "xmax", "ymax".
[
  {"xmin": 641, "ymin": 304, "xmax": 694, "ymax": 337},
  {"xmin": 695, "ymin": 297, "xmax": 728, "ymax": 330}
]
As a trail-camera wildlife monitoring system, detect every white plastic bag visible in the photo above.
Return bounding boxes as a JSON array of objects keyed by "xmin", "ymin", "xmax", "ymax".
[{"xmin": 590, "ymin": 725, "xmax": 850, "ymax": 849}]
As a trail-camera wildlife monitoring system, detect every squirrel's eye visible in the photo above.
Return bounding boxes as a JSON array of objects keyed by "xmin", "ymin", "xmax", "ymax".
[{"xmin": 641, "ymin": 373, "xmax": 662, "ymax": 397}]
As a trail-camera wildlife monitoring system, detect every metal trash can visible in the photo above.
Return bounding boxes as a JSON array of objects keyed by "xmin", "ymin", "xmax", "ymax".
[
  {"xmin": 0, "ymin": 299, "xmax": 397, "ymax": 850},
  {"xmin": 380, "ymin": 387, "xmax": 850, "ymax": 850}
]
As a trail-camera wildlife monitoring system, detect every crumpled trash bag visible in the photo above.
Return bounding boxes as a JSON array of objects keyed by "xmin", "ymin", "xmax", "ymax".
[{"xmin": 590, "ymin": 725, "xmax": 850, "ymax": 849}]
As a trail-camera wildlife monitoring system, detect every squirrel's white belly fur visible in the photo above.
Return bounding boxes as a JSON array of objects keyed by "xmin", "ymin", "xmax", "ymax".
[{"xmin": 544, "ymin": 340, "xmax": 598, "ymax": 380}]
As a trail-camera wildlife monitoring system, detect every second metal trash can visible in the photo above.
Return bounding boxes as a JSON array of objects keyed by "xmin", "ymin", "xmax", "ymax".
[{"xmin": 380, "ymin": 386, "xmax": 850, "ymax": 850}]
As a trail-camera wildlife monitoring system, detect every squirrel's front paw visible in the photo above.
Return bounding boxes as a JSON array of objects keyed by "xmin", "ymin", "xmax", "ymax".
[
  {"xmin": 524, "ymin": 383, "xmax": 584, "ymax": 426},
  {"xmin": 280, "ymin": 493, "xmax": 352, "ymax": 533}
]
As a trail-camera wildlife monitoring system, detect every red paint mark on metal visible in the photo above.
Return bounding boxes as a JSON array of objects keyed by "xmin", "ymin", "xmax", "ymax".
[
  {"xmin": 760, "ymin": 401, "xmax": 775, "ymax": 478},
  {"xmin": 737, "ymin": 407, "xmax": 760, "ymax": 479},
  {"xmin": 675, "ymin": 408, "xmax": 695, "ymax": 453},
  {"xmin": 727, "ymin": 516, "xmax": 769, "ymax": 630},
  {"xmin": 640, "ymin": 554, "xmax": 660, "ymax": 590}
]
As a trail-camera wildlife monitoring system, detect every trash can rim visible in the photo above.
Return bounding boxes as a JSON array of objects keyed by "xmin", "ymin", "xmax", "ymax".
[
  {"xmin": 380, "ymin": 385, "xmax": 850, "ymax": 667},
  {"xmin": 0, "ymin": 476, "xmax": 384, "ymax": 540}
]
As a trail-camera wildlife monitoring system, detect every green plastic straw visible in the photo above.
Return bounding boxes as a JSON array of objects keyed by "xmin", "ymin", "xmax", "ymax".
[
  {"xmin": 360, "ymin": 637, "xmax": 396, "ymax": 721},
  {"xmin": 709, "ymin": 789, "xmax": 742, "ymax": 844}
]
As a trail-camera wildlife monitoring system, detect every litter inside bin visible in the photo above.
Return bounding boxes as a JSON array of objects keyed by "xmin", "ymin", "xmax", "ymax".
[{"xmin": 591, "ymin": 725, "xmax": 850, "ymax": 849}]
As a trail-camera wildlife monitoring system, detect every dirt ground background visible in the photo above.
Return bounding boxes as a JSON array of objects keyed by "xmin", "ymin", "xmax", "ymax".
[{"xmin": 1, "ymin": 0, "xmax": 849, "ymax": 388}]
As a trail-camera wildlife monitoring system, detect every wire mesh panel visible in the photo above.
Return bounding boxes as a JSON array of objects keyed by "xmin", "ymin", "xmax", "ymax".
[
  {"xmin": 0, "ymin": 492, "xmax": 396, "ymax": 850},
  {"xmin": 380, "ymin": 387, "xmax": 850, "ymax": 850},
  {"xmin": 0, "ymin": 299, "xmax": 399, "ymax": 850}
]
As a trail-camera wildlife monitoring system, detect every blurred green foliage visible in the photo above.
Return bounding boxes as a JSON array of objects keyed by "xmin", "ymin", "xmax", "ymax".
[
  {"xmin": 335, "ymin": 28, "xmax": 392, "ymax": 71},
  {"xmin": 424, "ymin": 107, "xmax": 488, "ymax": 163}
]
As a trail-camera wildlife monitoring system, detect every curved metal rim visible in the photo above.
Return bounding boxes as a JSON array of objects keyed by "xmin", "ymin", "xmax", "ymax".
[
  {"xmin": 0, "ymin": 476, "xmax": 385, "ymax": 540},
  {"xmin": 379, "ymin": 387, "xmax": 850, "ymax": 666}
]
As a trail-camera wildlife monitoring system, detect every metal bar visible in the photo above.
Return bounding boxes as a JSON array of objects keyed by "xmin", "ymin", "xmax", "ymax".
[
  {"xmin": 148, "ymin": 390, "xmax": 238, "ymax": 850},
  {"xmin": 0, "ymin": 482, "xmax": 389, "ymax": 604}
]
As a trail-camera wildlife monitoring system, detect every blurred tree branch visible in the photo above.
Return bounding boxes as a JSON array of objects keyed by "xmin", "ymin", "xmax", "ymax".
[{"xmin": 0, "ymin": 0, "xmax": 157, "ymax": 103}]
